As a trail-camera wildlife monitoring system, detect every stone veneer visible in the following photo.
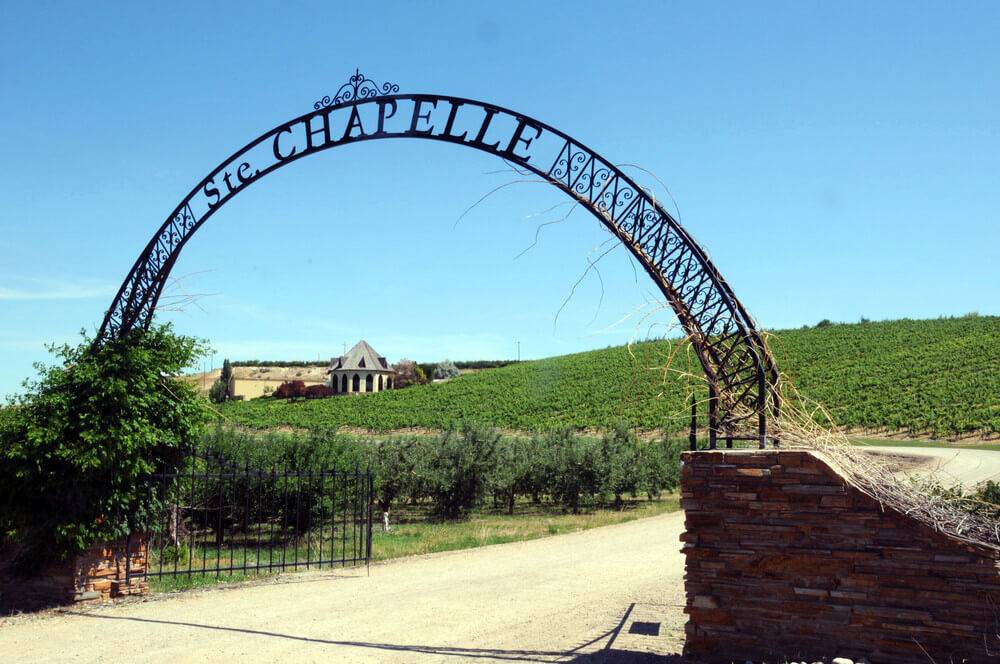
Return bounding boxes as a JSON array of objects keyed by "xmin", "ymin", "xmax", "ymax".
[
  {"xmin": 681, "ymin": 450, "xmax": 1000, "ymax": 664},
  {"xmin": 0, "ymin": 534, "xmax": 148, "ymax": 612}
]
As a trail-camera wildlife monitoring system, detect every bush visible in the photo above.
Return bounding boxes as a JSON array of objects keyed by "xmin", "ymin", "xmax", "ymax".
[
  {"xmin": 597, "ymin": 425, "xmax": 642, "ymax": 509},
  {"xmin": 368, "ymin": 437, "xmax": 425, "ymax": 513},
  {"xmin": 273, "ymin": 380, "xmax": 307, "ymax": 399},
  {"xmin": 194, "ymin": 425, "xmax": 683, "ymax": 520},
  {"xmin": 160, "ymin": 544, "xmax": 189, "ymax": 564},
  {"xmin": 422, "ymin": 425, "xmax": 499, "ymax": 518},
  {"xmin": 432, "ymin": 360, "xmax": 460, "ymax": 380},
  {"xmin": 545, "ymin": 430, "xmax": 600, "ymax": 513},
  {"xmin": 208, "ymin": 378, "xmax": 229, "ymax": 404},
  {"xmin": 392, "ymin": 360, "xmax": 428, "ymax": 389},
  {"xmin": 486, "ymin": 436, "xmax": 540, "ymax": 514},
  {"xmin": 304, "ymin": 384, "xmax": 335, "ymax": 399},
  {"xmin": 0, "ymin": 324, "xmax": 207, "ymax": 570}
]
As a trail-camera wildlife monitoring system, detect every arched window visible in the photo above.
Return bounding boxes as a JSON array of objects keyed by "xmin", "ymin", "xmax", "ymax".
[
  {"xmin": 352, "ymin": 374, "xmax": 360, "ymax": 392},
  {"xmin": 378, "ymin": 375, "xmax": 383, "ymax": 391},
  {"xmin": 365, "ymin": 374, "xmax": 373, "ymax": 392},
  {"xmin": 341, "ymin": 374, "xmax": 348, "ymax": 393},
  {"xmin": 387, "ymin": 377, "xmax": 392, "ymax": 389}
]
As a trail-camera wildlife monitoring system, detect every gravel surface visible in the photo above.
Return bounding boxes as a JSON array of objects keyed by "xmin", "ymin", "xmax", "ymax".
[
  {"xmin": 866, "ymin": 446, "xmax": 1000, "ymax": 487},
  {"xmin": 0, "ymin": 512, "xmax": 687, "ymax": 663}
]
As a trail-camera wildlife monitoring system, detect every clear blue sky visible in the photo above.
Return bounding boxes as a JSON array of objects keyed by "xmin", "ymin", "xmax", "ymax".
[{"xmin": 1, "ymin": 1, "xmax": 997, "ymax": 396}]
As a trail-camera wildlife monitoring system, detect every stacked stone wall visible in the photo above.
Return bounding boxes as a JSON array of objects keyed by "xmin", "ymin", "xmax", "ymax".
[
  {"xmin": 682, "ymin": 450, "xmax": 1000, "ymax": 664},
  {"xmin": 0, "ymin": 534, "xmax": 147, "ymax": 612}
]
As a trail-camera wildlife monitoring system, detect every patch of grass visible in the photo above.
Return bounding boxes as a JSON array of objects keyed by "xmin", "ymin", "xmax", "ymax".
[
  {"xmin": 371, "ymin": 495, "xmax": 680, "ymax": 561},
  {"xmin": 147, "ymin": 495, "xmax": 680, "ymax": 592},
  {"xmin": 151, "ymin": 571, "xmax": 258, "ymax": 593}
]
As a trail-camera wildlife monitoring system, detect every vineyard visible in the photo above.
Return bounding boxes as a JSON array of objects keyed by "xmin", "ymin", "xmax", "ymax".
[{"xmin": 219, "ymin": 316, "xmax": 1000, "ymax": 438}]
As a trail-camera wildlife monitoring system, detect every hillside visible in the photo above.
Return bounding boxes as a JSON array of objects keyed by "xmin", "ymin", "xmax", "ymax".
[{"xmin": 219, "ymin": 316, "xmax": 1000, "ymax": 438}]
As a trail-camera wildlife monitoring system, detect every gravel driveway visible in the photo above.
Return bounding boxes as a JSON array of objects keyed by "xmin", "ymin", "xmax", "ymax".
[
  {"xmin": 866, "ymin": 445, "xmax": 1000, "ymax": 487},
  {"xmin": 0, "ymin": 512, "xmax": 687, "ymax": 663}
]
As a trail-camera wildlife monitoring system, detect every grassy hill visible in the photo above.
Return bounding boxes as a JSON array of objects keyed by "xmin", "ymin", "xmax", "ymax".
[{"xmin": 219, "ymin": 316, "xmax": 1000, "ymax": 438}]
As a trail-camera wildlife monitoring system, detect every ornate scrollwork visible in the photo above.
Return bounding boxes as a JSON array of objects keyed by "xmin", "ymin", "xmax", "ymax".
[
  {"xmin": 313, "ymin": 69, "xmax": 400, "ymax": 110},
  {"xmin": 100, "ymin": 89, "xmax": 779, "ymax": 445}
]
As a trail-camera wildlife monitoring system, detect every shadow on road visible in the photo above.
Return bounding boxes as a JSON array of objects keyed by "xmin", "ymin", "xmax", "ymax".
[{"xmin": 64, "ymin": 602, "xmax": 684, "ymax": 663}]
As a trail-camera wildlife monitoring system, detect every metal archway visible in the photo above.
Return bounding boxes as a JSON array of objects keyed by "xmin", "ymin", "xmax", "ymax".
[{"xmin": 98, "ymin": 70, "xmax": 779, "ymax": 444}]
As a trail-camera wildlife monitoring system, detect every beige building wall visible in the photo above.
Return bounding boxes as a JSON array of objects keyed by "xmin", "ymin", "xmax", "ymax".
[
  {"xmin": 232, "ymin": 378, "xmax": 325, "ymax": 400},
  {"xmin": 329, "ymin": 371, "xmax": 393, "ymax": 394}
]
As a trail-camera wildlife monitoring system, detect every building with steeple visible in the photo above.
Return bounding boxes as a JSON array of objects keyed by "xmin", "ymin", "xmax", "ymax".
[{"xmin": 326, "ymin": 340, "xmax": 394, "ymax": 394}]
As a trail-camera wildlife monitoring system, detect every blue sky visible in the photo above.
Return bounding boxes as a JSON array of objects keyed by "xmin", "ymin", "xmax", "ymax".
[{"xmin": 1, "ymin": 1, "xmax": 997, "ymax": 396}]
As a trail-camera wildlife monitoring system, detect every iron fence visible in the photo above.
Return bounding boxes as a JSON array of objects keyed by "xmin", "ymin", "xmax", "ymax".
[{"xmin": 144, "ymin": 453, "xmax": 372, "ymax": 580}]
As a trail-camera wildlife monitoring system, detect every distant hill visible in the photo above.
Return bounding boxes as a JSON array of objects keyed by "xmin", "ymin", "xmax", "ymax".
[{"xmin": 219, "ymin": 316, "xmax": 1000, "ymax": 438}]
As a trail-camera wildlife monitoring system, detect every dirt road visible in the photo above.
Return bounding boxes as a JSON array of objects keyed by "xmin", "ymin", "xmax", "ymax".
[
  {"xmin": 866, "ymin": 446, "xmax": 1000, "ymax": 487},
  {"xmin": 0, "ymin": 512, "xmax": 687, "ymax": 663}
]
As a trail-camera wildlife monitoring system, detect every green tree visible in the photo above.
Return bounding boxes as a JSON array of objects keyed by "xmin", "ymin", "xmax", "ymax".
[
  {"xmin": 208, "ymin": 378, "xmax": 228, "ymax": 404},
  {"xmin": 220, "ymin": 358, "xmax": 233, "ymax": 384},
  {"xmin": 369, "ymin": 437, "xmax": 422, "ymax": 514},
  {"xmin": 0, "ymin": 324, "xmax": 208, "ymax": 570},
  {"xmin": 423, "ymin": 425, "xmax": 499, "ymax": 517},
  {"xmin": 486, "ymin": 436, "xmax": 535, "ymax": 514},
  {"xmin": 545, "ymin": 430, "xmax": 599, "ymax": 514},
  {"xmin": 597, "ymin": 425, "xmax": 641, "ymax": 509}
]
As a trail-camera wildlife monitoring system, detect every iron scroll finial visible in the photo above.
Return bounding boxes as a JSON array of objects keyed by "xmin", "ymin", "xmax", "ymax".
[{"xmin": 313, "ymin": 69, "xmax": 400, "ymax": 110}]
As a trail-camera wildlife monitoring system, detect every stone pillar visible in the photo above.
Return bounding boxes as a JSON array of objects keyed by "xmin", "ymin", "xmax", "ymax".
[
  {"xmin": 0, "ymin": 534, "xmax": 148, "ymax": 612},
  {"xmin": 681, "ymin": 450, "xmax": 1000, "ymax": 664}
]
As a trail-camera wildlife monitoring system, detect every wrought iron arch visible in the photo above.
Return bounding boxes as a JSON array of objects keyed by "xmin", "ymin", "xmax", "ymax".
[{"xmin": 98, "ymin": 70, "xmax": 779, "ymax": 444}]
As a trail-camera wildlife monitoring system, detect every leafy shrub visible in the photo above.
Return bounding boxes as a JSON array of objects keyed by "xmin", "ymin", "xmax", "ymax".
[
  {"xmin": 273, "ymin": 380, "xmax": 307, "ymax": 399},
  {"xmin": 597, "ymin": 425, "xmax": 642, "ymax": 508},
  {"xmin": 208, "ymin": 378, "xmax": 229, "ymax": 404},
  {"xmin": 0, "ymin": 324, "xmax": 207, "ymax": 570},
  {"xmin": 304, "ymin": 384, "xmax": 335, "ymax": 399},
  {"xmin": 160, "ymin": 544, "xmax": 189, "ymax": 564},
  {"xmin": 545, "ymin": 430, "xmax": 600, "ymax": 513},
  {"xmin": 432, "ymin": 360, "xmax": 460, "ymax": 380},
  {"xmin": 486, "ymin": 436, "xmax": 540, "ymax": 513},
  {"xmin": 392, "ymin": 360, "xmax": 428, "ymax": 389},
  {"xmin": 196, "ymin": 425, "xmax": 684, "ymax": 519},
  {"xmin": 422, "ymin": 426, "xmax": 500, "ymax": 517},
  {"xmin": 368, "ymin": 437, "xmax": 426, "ymax": 513}
]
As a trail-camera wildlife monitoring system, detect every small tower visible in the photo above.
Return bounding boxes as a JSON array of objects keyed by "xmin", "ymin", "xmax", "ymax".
[{"xmin": 326, "ymin": 340, "xmax": 394, "ymax": 394}]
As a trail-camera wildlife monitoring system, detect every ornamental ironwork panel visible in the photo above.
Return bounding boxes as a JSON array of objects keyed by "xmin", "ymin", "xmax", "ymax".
[{"xmin": 97, "ymin": 70, "xmax": 779, "ymax": 444}]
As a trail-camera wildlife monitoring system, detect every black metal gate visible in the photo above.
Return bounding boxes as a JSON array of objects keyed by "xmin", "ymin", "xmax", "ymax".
[{"xmin": 145, "ymin": 453, "xmax": 372, "ymax": 581}]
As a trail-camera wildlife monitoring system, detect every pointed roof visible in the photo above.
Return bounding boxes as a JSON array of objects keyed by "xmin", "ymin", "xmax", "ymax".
[{"xmin": 328, "ymin": 340, "xmax": 390, "ymax": 372}]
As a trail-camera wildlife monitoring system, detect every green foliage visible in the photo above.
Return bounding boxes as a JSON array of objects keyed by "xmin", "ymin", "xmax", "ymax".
[
  {"xmin": 772, "ymin": 316, "xmax": 1000, "ymax": 437},
  {"xmin": 199, "ymin": 426, "xmax": 681, "ymax": 519},
  {"xmin": 432, "ymin": 360, "xmax": 460, "ymax": 380},
  {"xmin": 0, "ymin": 324, "xmax": 207, "ymax": 569},
  {"xmin": 486, "ymin": 436, "xmax": 539, "ymax": 514},
  {"xmin": 220, "ymin": 358, "xmax": 233, "ymax": 384},
  {"xmin": 160, "ymin": 544, "xmax": 189, "ymax": 564},
  {"xmin": 421, "ymin": 426, "xmax": 499, "ymax": 517},
  {"xmin": 453, "ymin": 360, "xmax": 518, "ymax": 370},
  {"xmin": 208, "ymin": 378, "xmax": 229, "ymax": 404},
  {"xmin": 392, "ymin": 360, "xmax": 428, "ymax": 389},
  {"xmin": 597, "ymin": 425, "xmax": 641, "ymax": 508},
  {"xmin": 545, "ymin": 430, "xmax": 600, "ymax": 514},
  {"xmin": 220, "ymin": 317, "xmax": 1000, "ymax": 437}
]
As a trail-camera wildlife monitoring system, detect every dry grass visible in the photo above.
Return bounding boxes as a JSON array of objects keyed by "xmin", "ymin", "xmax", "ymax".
[
  {"xmin": 372, "ymin": 496, "xmax": 680, "ymax": 561},
  {"xmin": 775, "ymin": 380, "xmax": 1000, "ymax": 549}
]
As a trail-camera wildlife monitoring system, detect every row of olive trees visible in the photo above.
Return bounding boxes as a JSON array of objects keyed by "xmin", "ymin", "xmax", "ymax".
[
  {"xmin": 198, "ymin": 425, "xmax": 684, "ymax": 522},
  {"xmin": 367, "ymin": 425, "xmax": 684, "ymax": 518}
]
